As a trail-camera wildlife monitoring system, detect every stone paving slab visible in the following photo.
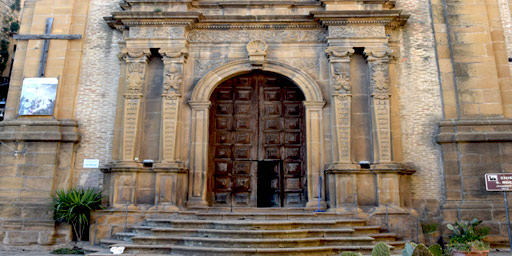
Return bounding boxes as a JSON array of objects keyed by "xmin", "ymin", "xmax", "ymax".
[{"xmin": 0, "ymin": 249, "xmax": 510, "ymax": 255}]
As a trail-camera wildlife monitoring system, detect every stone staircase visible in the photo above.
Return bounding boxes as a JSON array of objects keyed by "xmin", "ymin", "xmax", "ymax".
[{"xmin": 88, "ymin": 210, "xmax": 405, "ymax": 255}]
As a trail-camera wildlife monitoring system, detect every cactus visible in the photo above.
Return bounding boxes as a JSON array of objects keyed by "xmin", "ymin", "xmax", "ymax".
[
  {"xmin": 341, "ymin": 252, "xmax": 362, "ymax": 256},
  {"xmin": 412, "ymin": 244, "xmax": 433, "ymax": 256},
  {"xmin": 428, "ymin": 244, "xmax": 443, "ymax": 256},
  {"xmin": 371, "ymin": 242, "xmax": 391, "ymax": 256},
  {"xmin": 402, "ymin": 242, "xmax": 417, "ymax": 256}
]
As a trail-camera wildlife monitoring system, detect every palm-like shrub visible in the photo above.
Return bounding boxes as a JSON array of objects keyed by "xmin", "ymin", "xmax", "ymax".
[{"xmin": 53, "ymin": 188, "xmax": 104, "ymax": 241}]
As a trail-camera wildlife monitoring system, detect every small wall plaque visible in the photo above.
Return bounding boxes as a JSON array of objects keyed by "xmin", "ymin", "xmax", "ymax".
[{"xmin": 83, "ymin": 159, "xmax": 100, "ymax": 169}]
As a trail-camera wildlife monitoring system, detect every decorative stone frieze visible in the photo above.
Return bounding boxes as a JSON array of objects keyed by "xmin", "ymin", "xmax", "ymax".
[
  {"xmin": 327, "ymin": 47, "xmax": 354, "ymax": 164},
  {"xmin": 329, "ymin": 26, "xmax": 385, "ymax": 38},
  {"xmin": 365, "ymin": 48, "xmax": 393, "ymax": 163},
  {"xmin": 159, "ymin": 48, "xmax": 188, "ymax": 163},
  {"xmin": 188, "ymin": 30, "xmax": 326, "ymax": 43},
  {"xmin": 119, "ymin": 48, "xmax": 151, "ymax": 161}
]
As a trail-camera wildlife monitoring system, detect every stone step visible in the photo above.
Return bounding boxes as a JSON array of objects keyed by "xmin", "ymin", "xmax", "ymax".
[
  {"xmin": 130, "ymin": 235, "xmax": 375, "ymax": 247},
  {"xmin": 192, "ymin": 212, "xmax": 353, "ymax": 220},
  {"xmin": 107, "ymin": 244, "xmax": 382, "ymax": 255},
  {"xmin": 368, "ymin": 232, "xmax": 399, "ymax": 241},
  {"xmin": 144, "ymin": 227, "xmax": 356, "ymax": 239},
  {"xmin": 145, "ymin": 219, "xmax": 367, "ymax": 230}
]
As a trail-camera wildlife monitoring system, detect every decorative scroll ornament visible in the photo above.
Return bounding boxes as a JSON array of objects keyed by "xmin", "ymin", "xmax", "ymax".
[
  {"xmin": 163, "ymin": 63, "xmax": 183, "ymax": 94},
  {"xmin": 247, "ymin": 40, "xmax": 268, "ymax": 69}
]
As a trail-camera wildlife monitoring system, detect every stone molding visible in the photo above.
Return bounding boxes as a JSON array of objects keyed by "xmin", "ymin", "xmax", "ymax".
[
  {"xmin": 190, "ymin": 59, "xmax": 323, "ymax": 102},
  {"xmin": 437, "ymin": 119, "xmax": 512, "ymax": 143},
  {"xmin": 0, "ymin": 119, "xmax": 80, "ymax": 142}
]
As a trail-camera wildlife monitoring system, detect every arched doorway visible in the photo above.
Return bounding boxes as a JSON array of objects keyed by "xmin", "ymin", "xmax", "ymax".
[{"xmin": 209, "ymin": 71, "xmax": 306, "ymax": 207}]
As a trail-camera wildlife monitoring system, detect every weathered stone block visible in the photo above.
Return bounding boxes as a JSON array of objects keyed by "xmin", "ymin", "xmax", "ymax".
[{"xmin": 5, "ymin": 231, "xmax": 39, "ymax": 245}]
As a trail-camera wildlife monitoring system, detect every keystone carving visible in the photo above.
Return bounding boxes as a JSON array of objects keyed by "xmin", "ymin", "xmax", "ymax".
[{"xmin": 247, "ymin": 40, "xmax": 268, "ymax": 69}]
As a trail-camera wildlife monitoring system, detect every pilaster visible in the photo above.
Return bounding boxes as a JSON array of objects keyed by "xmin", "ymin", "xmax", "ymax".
[
  {"xmin": 365, "ymin": 48, "xmax": 393, "ymax": 163},
  {"xmin": 119, "ymin": 48, "xmax": 151, "ymax": 162},
  {"xmin": 326, "ymin": 47, "xmax": 354, "ymax": 166},
  {"xmin": 304, "ymin": 101, "xmax": 327, "ymax": 210},
  {"xmin": 159, "ymin": 48, "xmax": 188, "ymax": 164},
  {"xmin": 187, "ymin": 100, "xmax": 211, "ymax": 208}
]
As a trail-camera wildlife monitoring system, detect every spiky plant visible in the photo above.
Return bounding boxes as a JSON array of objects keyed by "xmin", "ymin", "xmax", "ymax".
[
  {"xmin": 341, "ymin": 252, "xmax": 362, "ymax": 256},
  {"xmin": 371, "ymin": 242, "xmax": 391, "ymax": 256},
  {"xmin": 53, "ymin": 187, "xmax": 104, "ymax": 241},
  {"xmin": 412, "ymin": 244, "xmax": 432, "ymax": 256}
]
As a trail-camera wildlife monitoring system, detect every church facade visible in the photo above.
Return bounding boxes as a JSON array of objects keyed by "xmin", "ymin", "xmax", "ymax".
[{"xmin": 0, "ymin": 0, "xmax": 511, "ymax": 248}]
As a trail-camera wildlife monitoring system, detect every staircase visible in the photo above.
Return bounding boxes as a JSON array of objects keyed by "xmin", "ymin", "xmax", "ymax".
[{"xmin": 88, "ymin": 210, "xmax": 405, "ymax": 255}]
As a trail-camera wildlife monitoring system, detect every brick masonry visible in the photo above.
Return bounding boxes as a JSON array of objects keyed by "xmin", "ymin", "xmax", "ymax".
[
  {"xmin": 74, "ymin": 0, "xmax": 122, "ymax": 188},
  {"xmin": 395, "ymin": 0, "xmax": 444, "ymax": 212}
]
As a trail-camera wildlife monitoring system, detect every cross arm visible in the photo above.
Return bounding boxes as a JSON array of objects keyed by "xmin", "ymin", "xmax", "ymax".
[{"xmin": 13, "ymin": 34, "xmax": 82, "ymax": 40}]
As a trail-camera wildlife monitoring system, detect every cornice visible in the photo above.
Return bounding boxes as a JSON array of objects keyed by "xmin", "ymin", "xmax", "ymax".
[
  {"xmin": 312, "ymin": 10, "xmax": 409, "ymax": 27},
  {"xmin": 192, "ymin": 1, "xmax": 321, "ymax": 8},
  {"xmin": 105, "ymin": 12, "xmax": 203, "ymax": 29}
]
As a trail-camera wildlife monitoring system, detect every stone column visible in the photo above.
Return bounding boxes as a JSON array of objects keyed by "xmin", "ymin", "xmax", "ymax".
[
  {"xmin": 159, "ymin": 48, "xmax": 188, "ymax": 164},
  {"xmin": 187, "ymin": 101, "xmax": 211, "ymax": 207},
  {"xmin": 120, "ymin": 48, "xmax": 150, "ymax": 162},
  {"xmin": 365, "ymin": 49, "xmax": 393, "ymax": 163},
  {"xmin": 326, "ymin": 47, "xmax": 354, "ymax": 166},
  {"xmin": 304, "ymin": 101, "xmax": 326, "ymax": 209}
]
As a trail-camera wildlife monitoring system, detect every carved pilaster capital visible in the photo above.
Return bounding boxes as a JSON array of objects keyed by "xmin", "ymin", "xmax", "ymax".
[
  {"xmin": 372, "ymin": 93, "xmax": 391, "ymax": 100},
  {"xmin": 303, "ymin": 101, "xmax": 326, "ymax": 111},
  {"xmin": 119, "ymin": 48, "xmax": 151, "ymax": 62},
  {"xmin": 364, "ymin": 48, "xmax": 392, "ymax": 61},
  {"xmin": 326, "ymin": 47, "xmax": 354, "ymax": 60},
  {"xmin": 189, "ymin": 100, "xmax": 211, "ymax": 110},
  {"xmin": 159, "ymin": 48, "xmax": 189, "ymax": 62},
  {"xmin": 162, "ymin": 93, "xmax": 182, "ymax": 100},
  {"xmin": 123, "ymin": 93, "xmax": 143, "ymax": 99}
]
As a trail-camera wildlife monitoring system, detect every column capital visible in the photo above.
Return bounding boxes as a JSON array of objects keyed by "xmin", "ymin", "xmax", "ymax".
[
  {"xmin": 159, "ymin": 48, "xmax": 189, "ymax": 62},
  {"xmin": 364, "ymin": 48, "xmax": 392, "ymax": 61},
  {"xmin": 189, "ymin": 100, "xmax": 211, "ymax": 110},
  {"xmin": 303, "ymin": 101, "xmax": 326, "ymax": 110},
  {"xmin": 326, "ymin": 47, "xmax": 355, "ymax": 60},
  {"xmin": 118, "ymin": 48, "xmax": 151, "ymax": 62}
]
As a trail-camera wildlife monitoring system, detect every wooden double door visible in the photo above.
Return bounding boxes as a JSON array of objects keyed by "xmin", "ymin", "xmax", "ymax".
[{"xmin": 209, "ymin": 72, "xmax": 306, "ymax": 207}]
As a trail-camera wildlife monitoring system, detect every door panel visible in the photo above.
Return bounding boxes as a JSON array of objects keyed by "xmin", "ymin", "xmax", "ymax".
[{"xmin": 209, "ymin": 72, "xmax": 305, "ymax": 207}]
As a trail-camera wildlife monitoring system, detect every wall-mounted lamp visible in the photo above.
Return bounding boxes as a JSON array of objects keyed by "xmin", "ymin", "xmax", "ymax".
[
  {"xmin": 359, "ymin": 161, "xmax": 371, "ymax": 169},
  {"xmin": 142, "ymin": 159, "xmax": 154, "ymax": 168}
]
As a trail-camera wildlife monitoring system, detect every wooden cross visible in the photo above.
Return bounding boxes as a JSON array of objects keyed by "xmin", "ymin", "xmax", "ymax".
[{"xmin": 13, "ymin": 18, "xmax": 82, "ymax": 77}]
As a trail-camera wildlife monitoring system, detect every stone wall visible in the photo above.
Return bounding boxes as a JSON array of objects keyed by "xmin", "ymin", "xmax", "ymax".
[{"xmin": 0, "ymin": 0, "xmax": 88, "ymax": 248}]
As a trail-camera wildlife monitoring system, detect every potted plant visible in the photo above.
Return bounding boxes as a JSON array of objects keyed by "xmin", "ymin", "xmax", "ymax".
[
  {"xmin": 446, "ymin": 218, "xmax": 490, "ymax": 256},
  {"xmin": 53, "ymin": 187, "xmax": 104, "ymax": 241}
]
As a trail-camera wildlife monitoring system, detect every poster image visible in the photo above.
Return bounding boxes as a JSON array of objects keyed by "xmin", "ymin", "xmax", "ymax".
[{"xmin": 18, "ymin": 78, "xmax": 58, "ymax": 116}]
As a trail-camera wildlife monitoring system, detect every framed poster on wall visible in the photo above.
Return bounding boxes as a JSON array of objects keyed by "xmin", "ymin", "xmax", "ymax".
[{"xmin": 18, "ymin": 78, "xmax": 58, "ymax": 116}]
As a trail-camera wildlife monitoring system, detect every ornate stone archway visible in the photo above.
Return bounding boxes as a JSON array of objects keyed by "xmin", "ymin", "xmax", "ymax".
[{"xmin": 188, "ymin": 59, "xmax": 326, "ymax": 208}]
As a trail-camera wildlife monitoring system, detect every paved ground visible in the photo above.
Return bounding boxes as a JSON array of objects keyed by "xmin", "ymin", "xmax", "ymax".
[{"xmin": 0, "ymin": 250, "xmax": 510, "ymax": 256}]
